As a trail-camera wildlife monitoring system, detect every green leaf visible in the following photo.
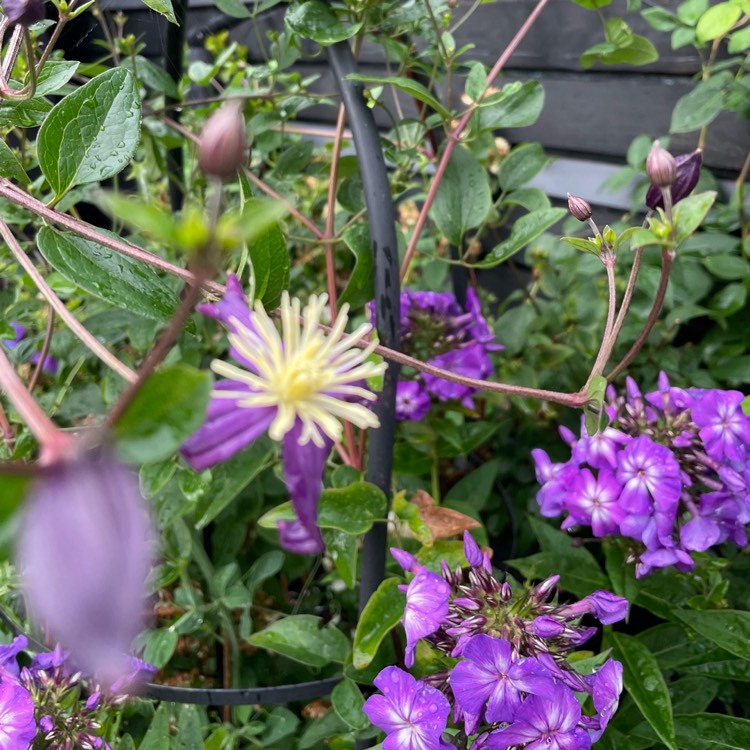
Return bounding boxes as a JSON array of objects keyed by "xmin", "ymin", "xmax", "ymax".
[
  {"xmin": 139, "ymin": 704, "xmax": 171, "ymax": 750},
  {"xmin": 561, "ymin": 236, "xmax": 601, "ymax": 254},
  {"xmin": 571, "ymin": 0, "xmax": 613, "ymax": 9},
  {"xmin": 602, "ymin": 35, "xmax": 659, "ymax": 65},
  {"xmin": 673, "ymin": 191, "xmax": 716, "ymax": 243},
  {"xmin": 352, "ymin": 578, "xmax": 404, "ymax": 670},
  {"xmin": 299, "ymin": 710, "xmax": 350, "ymax": 750},
  {"xmin": 695, "ymin": 2, "xmax": 742, "ymax": 42},
  {"xmin": 114, "ymin": 365, "xmax": 213, "ymax": 464},
  {"xmin": 36, "ymin": 227, "xmax": 179, "ymax": 323},
  {"xmin": 262, "ymin": 707, "xmax": 300, "ymax": 745},
  {"xmin": 678, "ymin": 0, "xmax": 709, "ymax": 25},
  {"xmin": 323, "ymin": 528, "xmax": 358, "ymax": 589},
  {"xmin": 703, "ymin": 254, "xmax": 750, "ymax": 280},
  {"xmin": 501, "ymin": 187, "xmax": 550, "ymax": 212},
  {"xmin": 0, "ymin": 139, "xmax": 29, "ymax": 184},
  {"xmin": 478, "ymin": 80, "xmax": 545, "ymax": 129},
  {"xmin": 416, "ymin": 540, "xmax": 466, "ymax": 571},
  {"xmin": 674, "ymin": 609, "xmax": 750, "ymax": 661},
  {"xmin": 338, "ymin": 223, "xmax": 374, "ymax": 310},
  {"xmin": 246, "ymin": 211, "xmax": 289, "ymax": 309},
  {"xmin": 465, "ymin": 62, "xmax": 487, "ymax": 102},
  {"xmin": 247, "ymin": 615, "xmax": 350, "ymax": 667},
  {"xmin": 143, "ymin": 627, "xmax": 179, "ymax": 669},
  {"xmin": 609, "ymin": 632, "xmax": 677, "ymax": 750},
  {"xmin": 709, "ymin": 282, "xmax": 747, "ymax": 317},
  {"xmin": 728, "ymin": 25, "xmax": 750, "ymax": 52},
  {"xmin": 32, "ymin": 60, "xmax": 79, "ymax": 97},
  {"xmin": 683, "ymin": 659, "xmax": 750, "ymax": 682},
  {"xmin": 430, "ymin": 144, "xmax": 492, "ymax": 245},
  {"xmin": 194, "ymin": 437, "xmax": 274, "ymax": 528},
  {"xmin": 38, "ymin": 68, "xmax": 141, "ymax": 197},
  {"xmin": 478, "ymin": 208, "xmax": 566, "ymax": 267},
  {"xmin": 641, "ymin": 7, "xmax": 681, "ymax": 31},
  {"xmin": 498, "ymin": 143, "xmax": 549, "ymax": 193},
  {"xmin": 0, "ymin": 98, "xmax": 51, "ymax": 129},
  {"xmin": 332, "ymin": 678, "xmax": 369, "ymax": 731},
  {"xmin": 675, "ymin": 713, "xmax": 750, "ymax": 750},
  {"xmin": 509, "ymin": 517, "xmax": 609, "ymax": 597},
  {"xmin": 285, "ymin": 0, "xmax": 363, "ymax": 45},
  {"xmin": 345, "ymin": 73, "xmax": 450, "ymax": 120},
  {"xmin": 140, "ymin": 0, "xmax": 176, "ymax": 22},
  {"xmin": 0, "ymin": 473, "xmax": 29, "ymax": 526},
  {"xmin": 671, "ymin": 78, "xmax": 726, "ymax": 132},
  {"xmin": 175, "ymin": 706, "xmax": 203, "ymax": 750}
]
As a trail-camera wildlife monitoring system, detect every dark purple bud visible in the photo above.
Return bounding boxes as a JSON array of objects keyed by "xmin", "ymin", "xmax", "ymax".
[
  {"xmin": 500, "ymin": 582, "xmax": 512, "ymax": 601},
  {"xmin": 17, "ymin": 453, "xmax": 156, "ymax": 686},
  {"xmin": 2, "ymin": 0, "xmax": 44, "ymax": 26},
  {"xmin": 646, "ymin": 140, "xmax": 676, "ymax": 189},
  {"xmin": 567, "ymin": 193, "xmax": 592, "ymax": 222},
  {"xmin": 197, "ymin": 102, "xmax": 246, "ymax": 180},
  {"xmin": 646, "ymin": 148, "xmax": 702, "ymax": 210}
]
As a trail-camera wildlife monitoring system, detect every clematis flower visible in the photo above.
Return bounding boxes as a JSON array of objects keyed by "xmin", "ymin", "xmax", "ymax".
[
  {"xmin": 0, "ymin": 676, "xmax": 36, "ymax": 749},
  {"xmin": 181, "ymin": 276, "xmax": 387, "ymax": 553},
  {"xmin": 17, "ymin": 453, "xmax": 155, "ymax": 686},
  {"xmin": 363, "ymin": 666, "xmax": 452, "ymax": 750}
]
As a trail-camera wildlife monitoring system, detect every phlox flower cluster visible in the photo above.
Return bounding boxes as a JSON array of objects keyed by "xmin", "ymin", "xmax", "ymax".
[
  {"xmin": 533, "ymin": 374, "xmax": 750, "ymax": 576},
  {"xmin": 0, "ymin": 635, "xmax": 155, "ymax": 749},
  {"xmin": 363, "ymin": 533, "xmax": 626, "ymax": 750},
  {"xmin": 386, "ymin": 289, "xmax": 502, "ymax": 421}
]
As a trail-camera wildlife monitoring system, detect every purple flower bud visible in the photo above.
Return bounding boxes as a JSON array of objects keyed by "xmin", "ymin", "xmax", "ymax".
[
  {"xmin": 463, "ymin": 531, "xmax": 483, "ymax": 569},
  {"xmin": 40, "ymin": 715, "xmax": 54, "ymax": 733},
  {"xmin": 567, "ymin": 193, "xmax": 592, "ymax": 222},
  {"xmin": 646, "ymin": 140, "xmax": 676, "ymax": 189},
  {"xmin": 646, "ymin": 149, "xmax": 702, "ymax": 210},
  {"xmin": 532, "ymin": 616, "xmax": 565, "ymax": 638},
  {"xmin": 390, "ymin": 547, "xmax": 419, "ymax": 573},
  {"xmin": 86, "ymin": 692, "xmax": 102, "ymax": 711},
  {"xmin": 500, "ymin": 582, "xmax": 512, "ymax": 601},
  {"xmin": 197, "ymin": 102, "xmax": 246, "ymax": 180},
  {"xmin": 1, "ymin": 0, "xmax": 44, "ymax": 26},
  {"xmin": 17, "ymin": 453, "xmax": 156, "ymax": 687}
]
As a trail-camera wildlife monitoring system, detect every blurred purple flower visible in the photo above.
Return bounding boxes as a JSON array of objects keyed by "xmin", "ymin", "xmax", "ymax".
[
  {"xmin": 4, "ymin": 321, "xmax": 58, "ymax": 374},
  {"xmin": 363, "ymin": 666, "xmax": 452, "ymax": 750},
  {"xmin": 423, "ymin": 343, "xmax": 492, "ymax": 408},
  {"xmin": 17, "ymin": 454, "xmax": 155, "ymax": 687},
  {"xmin": 0, "ymin": 675, "xmax": 36, "ymax": 749},
  {"xmin": 450, "ymin": 635, "xmax": 554, "ymax": 724},
  {"xmin": 1, "ymin": 0, "xmax": 44, "ymax": 26},
  {"xmin": 0, "ymin": 637, "xmax": 27, "ymax": 679},
  {"xmin": 395, "ymin": 381, "xmax": 431, "ymax": 422},
  {"xmin": 488, "ymin": 681, "xmax": 591, "ymax": 750},
  {"xmin": 400, "ymin": 567, "xmax": 450, "ymax": 667},
  {"xmin": 182, "ymin": 276, "xmax": 386, "ymax": 554},
  {"xmin": 109, "ymin": 656, "xmax": 157, "ymax": 695},
  {"xmin": 646, "ymin": 149, "xmax": 702, "ymax": 210}
]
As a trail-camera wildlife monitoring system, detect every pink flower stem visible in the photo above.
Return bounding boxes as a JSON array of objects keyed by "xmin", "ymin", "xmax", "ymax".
[
  {"xmin": 398, "ymin": 0, "xmax": 550, "ymax": 283},
  {"xmin": 27, "ymin": 307, "xmax": 55, "ymax": 394},
  {"xmin": 0, "ymin": 218, "xmax": 138, "ymax": 382},
  {"xmin": 585, "ymin": 257, "xmax": 617, "ymax": 389}
]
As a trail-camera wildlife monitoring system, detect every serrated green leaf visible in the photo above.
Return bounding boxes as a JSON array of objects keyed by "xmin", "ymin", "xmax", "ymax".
[
  {"xmin": 352, "ymin": 578, "xmax": 404, "ymax": 670},
  {"xmin": 609, "ymin": 632, "xmax": 677, "ymax": 750},
  {"xmin": 36, "ymin": 227, "xmax": 180, "ymax": 323},
  {"xmin": 285, "ymin": 0, "xmax": 363, "ymax": 45},
  {"xmin": 114, "ymin": 365, "xmax": 212, "ymax": 464},
  {"xmin": 430, "ymin": 144, "xmax": 491, "ymax": 245},
  {"xmin": 247, "ymin": 615, "xmax": 350, "ymax": 666},
  {"xmin": 38, "ymin": 68, "xmax": 141, "ymax": 197}
]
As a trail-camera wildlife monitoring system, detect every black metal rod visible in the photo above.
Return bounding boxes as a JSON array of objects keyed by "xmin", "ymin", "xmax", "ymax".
[
  {"xmin": 326, "ymin": 41, "xmax": 401, "ymax": 619},
  {"xmin": 166, "ymin": 0, "xmax": 188, "ymax": 212}
]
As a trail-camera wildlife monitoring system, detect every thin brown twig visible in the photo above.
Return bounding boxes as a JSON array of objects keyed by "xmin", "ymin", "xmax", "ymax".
[
  {"xmin": 0, "ymin": 218, "xmax": 138, "ymax": 382},
  {"xmin": 28, "ymin": 307, "xmax": 55, "ymax": 394}
]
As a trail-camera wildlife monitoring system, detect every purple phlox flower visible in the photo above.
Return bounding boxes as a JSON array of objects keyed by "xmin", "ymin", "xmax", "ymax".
[
  {"xmin": 450, "ymin": 635, "xmax": 555, "ymax": 725},
  {"xmin": 30, "ymin": 643, "xmax": 71, "ymax": 676},
  {"xmin": 488, "ymin": 681, "xmax": 591, "ymax": 750},
  {"xmin": 557, "ymin": 591, "xmax": 629, "ymax": 626},
  {"xmin": 463, "ymin": 531, "xmax": 490, "ymax": 571},
  {"xmin": 616, "ymin": 435, "xmax": 682, "ymax": 517},
  {"xmin": 3, "ymin": 321, "xmax": 57, "ymax": 374},
  {"xmin": 0, "ymin": 636, "xmax": 27, "ymax": 678},
  {"xmin": 422, "ymin": 342, "xmax": 493, "ymax": 408},
  {"xmin": 679, "ymin": 514, "xmax": 722, "ymax": 552},
  {"xmin": 395, "ymin": 381, "xmax": 431, "ymax": 422},
  {"xmin": 108, "ymin": 656, "xmax": 157, "ymax": 695},
  {"xmin": 559, "ymin": 425, "xmax": 578, "ymax": 448},
  {"xmin": 363, "ymin": 666, "xmax": 452, "ymax": 750},
  {"xmin": 181, "ymin": 277, "xmax": 386, "ymax": 554},
  {"xmin": 400, "ymin": 568, "xmax": 451, "ymax": 667},
  {"xmin": 699, "ymin": 491, "xmax": 748, "ymax": 548},
  {"xmin": 0, "ymin": 674, "xmax": 36, "ymax": 750},
  {"xmin": 565, "ymin": 468, "xmax": 624, "ymax": 537},
  {"xmin": 465, "ymin": 288, "xmax": 503, "ymax": 351},
  {"xmin": 646, "ymin": 149, "xmax": 702, "ymax": 210},
  {"xmin": 18, "ymin": 454, "xmax": 155, "ymax": 687},
  {"xmin": 573, "ymin": 423, "xmax": 630, "ymax": 471},
  {"xmin": 591, "ymin": 659, "xmax": 623, "ymax": 737},
  {"xmin": 692, "ymin": 390, "xmax": 750, "ymax": 463},
  {"xmin": 535, "ymin": 653, "xmax": 590, "ymax": 693},
  {"xmin": 391, "ymin": 547, "xmax": 420, "ymax": 573},
  {"xmin": 531, "ymin": 451, "xmax": 577, "ymax": 518},
  {"xmin": 636, "ymin": 546, "xmax": 694, "ymax": 578}
]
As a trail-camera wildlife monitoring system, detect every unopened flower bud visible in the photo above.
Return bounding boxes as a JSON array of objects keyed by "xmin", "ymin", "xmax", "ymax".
[
  {"xmin": 646, "ymin": 148, "xmax": 702, "ymax": 210},
  {"xmin": 18, "ymin": 453, "xmax": 156, "ymax": 687},
  {"xmin": 2, "ymin": 0, "xmax": 45, "ymax": 26},
  {"xmin": 646, "ymin": 140, "xmax": 676, "ymax": 189},
  {"xmin": 197, "ymin": 102, "xmax": 246, "ymax": 180},
  {"xmin": 567, "ymin": 193, "xmax": 592, "ymax": 222}
]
